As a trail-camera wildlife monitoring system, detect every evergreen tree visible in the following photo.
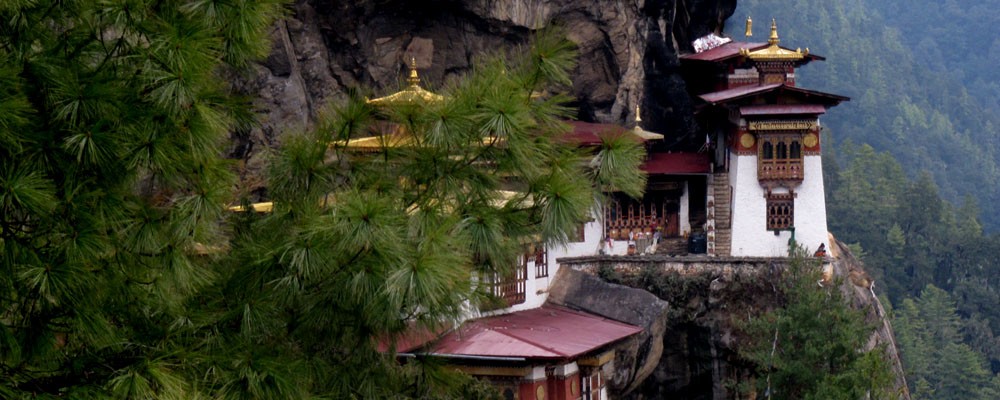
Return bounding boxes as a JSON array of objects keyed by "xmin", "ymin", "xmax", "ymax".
[
  {"xmin": 2, "ymin": 2, "xmax": 639, "ymax": 398},
  {"xmin": 0, "ymin": 0, "xmax": 285, "ymax": 398},
  {"xmin": 738, "ymin": 250, "xmax": 895, "ymax": 400},
  {"xmin": 893, "ymin": 285, "xmax": 998, "ymax": 400}
]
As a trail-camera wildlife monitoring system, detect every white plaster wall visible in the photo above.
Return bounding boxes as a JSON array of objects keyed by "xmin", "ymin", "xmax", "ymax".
[
  {"xmin": 506, "ymin": 216, "xmax": 607, "ymax": 312},
  {"xmin": 730, "ymin": 155, "xmax": 829, "ymax": 257}
]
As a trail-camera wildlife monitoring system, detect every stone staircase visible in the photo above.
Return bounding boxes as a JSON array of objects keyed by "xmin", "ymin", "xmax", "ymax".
[{"xmin": 711, "ymin": 172, "xmax": 732, "ymax": 256}]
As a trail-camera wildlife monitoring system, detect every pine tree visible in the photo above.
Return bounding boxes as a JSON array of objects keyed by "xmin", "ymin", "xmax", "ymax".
[
  {"xmin": 2, "ymin": 4, "xmax": 642, "ymax": 397},
  {"xmin": 738, "ymin": 250, "xmax": 895, "ymax": 400},
  {"xmin": 0, "ymin": 1, "xmax": 284, "ymax": 398}
]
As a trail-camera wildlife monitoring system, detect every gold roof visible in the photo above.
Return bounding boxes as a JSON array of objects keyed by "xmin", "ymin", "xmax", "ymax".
[
  {"xmin": 739, "ymin": 19, "xmax": 808, "ymax": 61},
  {"xmin": 631, "ymin": 105, "xmax": 664, "ymax": 141},
  {"xmin": 366, "ymin": 58, "xmax": 444, "ymax": 105}
]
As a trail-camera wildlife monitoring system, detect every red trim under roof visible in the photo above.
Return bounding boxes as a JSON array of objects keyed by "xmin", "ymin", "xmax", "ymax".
[
  {"xmin": 414, "ymin": 305, "xmax": 642, "ymax": 360},
  {"xmin": 740, "ymin": 104, "xmax": 828, "ymax": 116},
  {"xmin": 642, "ymin": 152, "xmax": 711, "ymax": 175}
]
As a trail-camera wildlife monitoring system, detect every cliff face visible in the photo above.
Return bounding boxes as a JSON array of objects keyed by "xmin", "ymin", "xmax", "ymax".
[
  {"xmin": 231, "ymin": 0, "xmax": 736, "ymax": 195},
  {"xmin": 552, "ymin": 239, "xmax": 910, "ymax": 399}
]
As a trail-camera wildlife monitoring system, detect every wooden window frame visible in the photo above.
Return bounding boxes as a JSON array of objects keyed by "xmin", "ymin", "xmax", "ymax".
[
  {"xmin": 534, "ymin": 245, "xmax": 549, "ymax": 278},
  {"xmin": 766, "ymin": 192, "xmax": 795, "ymax": 231},
  {"xmin": 758, "ymin": 133, "xmax": 804, "ymax": 182},
  {"xmin": 490, "ymin": 260, "xmax": 527, "ymax": 307}
]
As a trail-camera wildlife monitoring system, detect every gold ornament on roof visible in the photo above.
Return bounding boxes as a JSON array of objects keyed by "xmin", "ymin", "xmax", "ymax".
[
  {"xmin": 745, "ymin": 16, "xmax": 753, "ymax": 37},
  {"xmin": 366, "ymin": 57, "xmax": 444, "ymax": 105},
  {"xmin": 630, "ymin": 103, "xmax": 664, "ymax": 141},
  {"xmin": 738, "ymin": 19, "xmax": 808, "ymax": 61}
]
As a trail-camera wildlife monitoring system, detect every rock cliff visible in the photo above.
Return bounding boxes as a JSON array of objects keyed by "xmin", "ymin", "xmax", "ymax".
[
  {"xmin": 552, "ymin": 238, "xmax": 910, "ymax": 399},
  {"xmin": 230, "ymin": 0, "xmax": 736, "ymax": 196}
]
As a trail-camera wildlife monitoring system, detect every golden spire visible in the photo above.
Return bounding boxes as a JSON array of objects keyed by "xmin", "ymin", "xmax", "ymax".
[
  {"xmin": 407, "ymin": 57, "xmax": 420, "ymax": 87},
  {"xmin": 366, "ymin": 57, "xmax": 443, "ymax": 106},
  {"xmin": 745, "ymin": 16, "xmax": 753, "ymax": 37},
  {"xmin": 738, "ymin": 18, "xmax": 806, "ymax": 61},
  {"xmin": 768, "ymin": 18, "xmax": 779, "ymax": 45},
  {"xmin": 631, "ymin": 103, "xmax": 663, "ymax": 141}
]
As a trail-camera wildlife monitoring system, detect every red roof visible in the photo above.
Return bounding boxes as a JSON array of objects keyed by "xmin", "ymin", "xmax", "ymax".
[
  {"xmin": 642, "ymin": 152, "xmax": 711, "ymax": 175},
  {"xmin": 681, "ymin": 41, "xmax": 766, "ymax": 62},
  {"xmin": 699, "ymin": 84, "xmax": 849, "ymax": 105},
  {"xmin": 740, "ymin": 104, "xmax": 828, "ymax": 116},
  {"xmin": 680, "ymin": 41, "xmax": 826, "ymax": 63},
  {"xmin": 560, "ymin": 121, "xmax": 635, "ymax": 146},
  {"xmin": 416, "ymin": 305, "xmax": 642, "ymax": 360}
]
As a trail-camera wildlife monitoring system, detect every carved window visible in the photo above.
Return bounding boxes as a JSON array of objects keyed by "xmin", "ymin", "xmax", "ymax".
[
  {"xmin": 758, "ymin": 133, "xmax": 804, "ymax": 182},
  {"xmin": 766, "ymin": 193, "xmax": 794, "ymax": 230}
]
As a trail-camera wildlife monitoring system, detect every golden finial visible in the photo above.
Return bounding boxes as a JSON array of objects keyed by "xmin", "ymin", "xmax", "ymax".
[
  {"xmin": 407, "ymin": 57, "xmax": 420, "ymax": 87},
  {"xmin": 635, "ymin": 104, "xmax": 642, "ymax": 125},
  {"xmin": 745, "ymin": 16, "xmax": 753, "ymax": 37},
  {"xmin": 768, "ymin": 18, "xmax": 780, "ymax": 45}
]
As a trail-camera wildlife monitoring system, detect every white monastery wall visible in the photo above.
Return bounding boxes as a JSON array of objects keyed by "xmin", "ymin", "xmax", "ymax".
[{"xmin": 730, "ymin": 154, "xmax": 829, "ymax": 257}]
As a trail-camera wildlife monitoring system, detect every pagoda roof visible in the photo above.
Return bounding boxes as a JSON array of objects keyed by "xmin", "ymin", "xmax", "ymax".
[
  {"xmin": 698, "ymin": 83, "xmax": 849, "ymax": 106},
  {"xmin": 400, "ymin": 305, "xmax": 642, "ymax": 360},
  {"xmin": 681, "ymin": 41, "xmax": 825, "ymax": 64},
  {"xmin": 682, "ymin": 41, "xmax": 767, "ymax": 62}
]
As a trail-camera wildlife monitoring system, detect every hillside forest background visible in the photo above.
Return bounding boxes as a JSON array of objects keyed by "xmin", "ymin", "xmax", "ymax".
[{"xmin": 734, "ymin": 0, "xmax": 1000, "ymax": 397}]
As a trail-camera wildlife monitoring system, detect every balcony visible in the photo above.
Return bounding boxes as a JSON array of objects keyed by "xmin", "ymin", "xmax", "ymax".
[{"xmin": 758, "ymin": 159, "xmax": 803, "ymax": 182}]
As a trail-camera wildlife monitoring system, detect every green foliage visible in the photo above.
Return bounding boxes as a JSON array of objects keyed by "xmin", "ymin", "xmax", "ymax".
[
  {"xmin": 824, "ymin": 139, "xmax": 1000, "ymax": 394},
  {"xmin": 0, "ymin": 0, "xmax": 287, "ymax": 398},
  {"xmin": 737, "ymin": 252, "xmax": 895, "ymax": 400},
  {"xmin": 893, "ymin": 285, "xmax": 999, "ymax": 400}
]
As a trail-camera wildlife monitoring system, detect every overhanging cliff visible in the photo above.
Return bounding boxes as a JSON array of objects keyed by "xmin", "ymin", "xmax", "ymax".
[{"xmin": 231, "ymin": 0, "xmax": 736, "ymax": 196}]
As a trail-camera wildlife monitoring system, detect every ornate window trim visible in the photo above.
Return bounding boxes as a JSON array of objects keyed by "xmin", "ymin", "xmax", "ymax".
[
  {"xmin": 757, "ymin": 131, "xmax": 804, "ymax": 182},
  {"xmin": 766, "ymin": 191, "xmax": 795, "ymax": 231}
]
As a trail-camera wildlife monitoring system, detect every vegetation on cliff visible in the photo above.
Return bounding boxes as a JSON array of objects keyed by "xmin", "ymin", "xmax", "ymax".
[{"xmin": 738, "ymin": 253, "xmax": 895, "ymax": 400}]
